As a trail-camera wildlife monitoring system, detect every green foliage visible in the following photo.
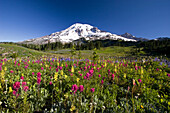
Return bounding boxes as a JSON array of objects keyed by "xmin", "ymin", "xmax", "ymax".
[
  {"xmin": 70, "ymin": 44, "xmax": 76, "ymax": 58},
  {"xmin": 93, "ymin": 48, "xmax": 99, "ymax": 61}
]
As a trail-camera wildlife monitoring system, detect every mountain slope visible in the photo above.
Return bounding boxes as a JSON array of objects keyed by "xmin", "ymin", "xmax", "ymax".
[
  {"xmin": 19, "ymin": 23, "xmax": 137, "ymax": 44},
  {"xmin": 121, "ymin": 33, "xmax": 149, "ymax": 41}
]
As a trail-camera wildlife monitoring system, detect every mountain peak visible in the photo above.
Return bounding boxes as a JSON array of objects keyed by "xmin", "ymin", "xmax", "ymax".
[{"xmin": 19, "ymin": 23, "xmax": 137, "ymax": 44}]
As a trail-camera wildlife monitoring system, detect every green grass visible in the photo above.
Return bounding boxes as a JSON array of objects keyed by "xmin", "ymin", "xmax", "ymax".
[
  {"xmin": 48, "ymin": 46, "xmax": 141, "ymax": 58},
  {"xmin": 0, "ymin": 44, "xmax": 54, "ymax": 58},
  {"xmin": 0, "ymin": 44, "xmax": 146, "ymax": 59}
]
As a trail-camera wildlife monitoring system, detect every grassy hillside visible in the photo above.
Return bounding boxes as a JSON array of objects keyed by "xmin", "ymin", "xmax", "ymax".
[
  {"xmin": 0, "ymin": 44, "xmax": 54, "ymax": 58},
  {"xmin": 0, "ymin": 44, "xmax": 147, "ymax": 59}
]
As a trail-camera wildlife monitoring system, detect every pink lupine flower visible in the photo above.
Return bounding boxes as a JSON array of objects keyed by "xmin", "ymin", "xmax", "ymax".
[
  {"xmin": 87, "ymin": 66, "xmax": 90, "ymax": 69},
  {"xmin": 13, "ymin": 81, "xmax": 20, "ymax": 90},
  {"xmin": 22, "ymin": 82, "xmax": 27, "ymax": 87},
  {"xmin": 79, "ymin": 85, "xmax": 84, "ymax": 92},
  {"xmin": 99, "ymin": 74, "xmax": 101, "ymax": 77},
  {"xmin": 18, "ymin": 63, "xmax": 20, "ymax": 66},
  {"xmin": 10, "ymin": 70, "xmax": 14, "ymax": 73},
  {"xmin": 84, "ymin": 76, "xmax": 87, "ymax": 79},
  {"xmin": 135, "ymin": 66, "xmax": 138, "ymax": 70},
  {"xmin": 13, "ymin": 90, "xmax": 17, "ymax": 96},
  {"xmin": 71, "ymin": 84, "xmax": 78, "ymax": 92},
  {"xmin": 80, "ymin": 74, "xmax": 82, "ymax": 76},
  {"xmin": 156, "ymin": 68, "xmax": 159, "ymax": 71},
  {"xmin": 23, "ymin": 86, "xmax": 29, "ymax": 92},
  {"xmin": 138, "ymin": 79, "xmax": 142, "ymax": 83},
  {"xmin": 86, "ymin": 73, "xmax": 90, "ymax": 78},
  {"xmin": 167, "ymin": 73, "xmax": 170, "ymax": 77},
  {"xmin": 37, "ymin": 78, "xmax": 41, "ymax": 85},
  {"xmin": 32, "ymin": 72, "xmax": 34, "ymax": 75},
  {"xmin": 20, "ymin": 76, "xmax": 24, "ymax": 81},
  {"xmin": 90, "ymin": 88, "xmax": 95, "ymax": 93},
  {"xmin": 49, "ymin": 81, "xmax": 52, "ymax": 85},
  {"xmin": 84, "ymin": 66, "xmax": 87, "ymax": 70},
  {"xmin": 37, "ymin": 72, "xmax": 41, "ymax": 78},
  {"xmin": 112, "ymin": 74, "xmax": 115, "ymax": 78},
  {"xmin": 89, "ymin": 70, "xmax": 94, "ymax": 74},
  {"xmin": 56, "ymin": 68, "xmax": 58, "ymax": 72},
  {"xmin": 25, "ymin": 66, "xmax": 28, "ymax": 69},
  {"xmin": 108, "ymin": 69, "xmax": 110, "ymax": 73},
  {"xmin": 59, "ymin": 66, "xmax": 62, "ymax": 70},
  {"xmin": 101, "ymin": 80, "xmax": 104, "ymax": 85},
  {"xmin": 41, "ymin": 67, "xmax": 44, "ymax": 70}
]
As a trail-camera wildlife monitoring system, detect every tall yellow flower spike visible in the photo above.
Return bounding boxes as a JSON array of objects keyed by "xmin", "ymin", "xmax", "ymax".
[
  {"xmin": 60, "ymin": 70, "xmax": 63, "ymax": 76},
  {"xmin": 9, "ymin": 87, "xmax": 12, "ymax": 93},
  {"xmin": 71, "ymin": 66, "xmax": 74, "ymax": 73},
  {"xmin": 54, "ymin": 72, "xmax": 58, "ymax": 81}
]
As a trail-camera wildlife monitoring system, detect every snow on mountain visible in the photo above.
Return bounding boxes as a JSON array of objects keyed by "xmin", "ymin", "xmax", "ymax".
[{"xmin": 19, "ymin": 23, "xmax": 137, "ymax": 44}]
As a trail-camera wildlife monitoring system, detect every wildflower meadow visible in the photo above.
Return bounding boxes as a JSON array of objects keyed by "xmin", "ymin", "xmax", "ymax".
[{"xmin": 0, "ymin": 56, "xmax": 169, "ymax": 112}]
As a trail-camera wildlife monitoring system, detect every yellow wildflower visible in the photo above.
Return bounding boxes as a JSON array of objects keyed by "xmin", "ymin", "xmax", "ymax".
[
  {"xmin": 98, "ymin": 60, "xmax": 100, "ymax": 63},
  {"xmin": 4, "ymin": 67, "xmax": 7, "ymax": 71},
  {"xmin": 70, "ymin": 105, "xmax": 76, "ymax": 112},
  {"xmin": 9, "ymin": 87, "xmax": 12, "ymax": 93},
  {"xmin": 60, "ymin": 70, "xmax": 63, "ymax": 75},
  {"xmin": 77, "ymin": 78, "xmax": 80, "ymax": 82},
  {"xmin": 141, "ymin": 67, "xmax": 143, "ymax": 74},
  {"xmin": 104, "ymin": 62, "xmax": 107, "ymax": 67},
  {"xmin": 114, "ymin": 66, "xmax": 117, "ymax": 72},
  {"xmin": 124, "ymin": 73, "xmax": 126, "ymax": 78},
  {"xmin": 94, "ymin": 66, "xmax": 96, "ymax": 69},
  {"xmin": 71, "ymin": 66, "xmax": 74, "ymax": 73},
  {"xmin": 140, "ymin": 105, "xmax": 144, "ymax": 109},
  {"xmin": 64, "ymin": 75, "xmax": 68, "ymax": 79},
  {"xmin": 54, "ymin": 72, "xmax": 58, "ymax": 81}
]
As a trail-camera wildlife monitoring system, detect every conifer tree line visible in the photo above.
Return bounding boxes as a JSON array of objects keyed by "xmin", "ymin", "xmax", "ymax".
[
  {"xmin": 16, "ymin": 37, "xmax": 170, "ymax": 57},
  {"xmin": 19, "ymin": 39, "xmax": 138, "ymax": 51}
]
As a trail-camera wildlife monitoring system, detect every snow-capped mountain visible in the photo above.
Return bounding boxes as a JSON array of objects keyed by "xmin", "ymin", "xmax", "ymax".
[
  {"xmin": 19, "ymin": 23, "xmax": 137, "ymax": 44},
  {"xmin": 121, "ymin": 33, "xmax": 149, "ymax": 41}
]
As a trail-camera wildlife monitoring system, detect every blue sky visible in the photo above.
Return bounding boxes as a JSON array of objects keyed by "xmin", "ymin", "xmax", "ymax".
[{"xmin": 0, "ymin": 0, "xmax": 170, "ymax": 42}]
